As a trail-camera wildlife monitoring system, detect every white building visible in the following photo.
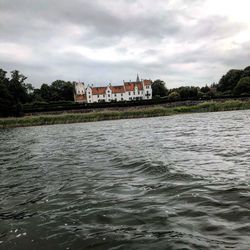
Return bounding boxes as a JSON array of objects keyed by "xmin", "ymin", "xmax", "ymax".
[{"xmin": 74, "ymin": 75, "xmax": 153, "ymax": 103}]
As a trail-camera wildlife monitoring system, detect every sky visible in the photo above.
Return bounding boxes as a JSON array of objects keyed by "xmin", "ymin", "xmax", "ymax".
[{"xmin": 0, "ymin": 0, "xmax": 250, "ymax": 88}]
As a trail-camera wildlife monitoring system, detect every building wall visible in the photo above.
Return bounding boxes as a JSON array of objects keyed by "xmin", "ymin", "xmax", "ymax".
[
  {"xmin": 142, "ymin": 80, "xmax": 152, "ymax": 100},
  {"xmin": 75, "ymin": 82, "xmax": 85, "ymax": 95},
  {"xmin": 74, "ymin": 80, "xmax": 152, "ymax": 103},
  {"xmin": 86, "ymin": 87, "xmax": 93, "ymax": 103}
]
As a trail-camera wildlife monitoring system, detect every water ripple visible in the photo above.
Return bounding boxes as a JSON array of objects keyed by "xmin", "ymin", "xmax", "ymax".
[{"xmin": 0, "ymin": 110, "xmax": 250, "ymax": 249}]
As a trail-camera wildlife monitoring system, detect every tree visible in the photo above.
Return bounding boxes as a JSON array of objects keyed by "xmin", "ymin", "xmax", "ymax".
[
  {"xmin": 0, "ymin": 69, "xmax": 30, "ymax": 116},
  {"xmin": 217, "ymin": 69, "xmax": 243, "ymax": 93},
  {"xmin": 50, "ymin": 80, "xmax": 74, "ymax": 101},
  {"xmin": 0, "ymin": 72, "xmax": 14, "ymax": 116},
  {"xmin": 8, "ymin": 70, "xmax": 29, "ymax": 104},
  {"xmin": 152, "ymin": 79, "xmax": 168, "ymax": 97},
  {"xmin": 200, "ymin": 85, "xmax": 210, "ymax": 93},
  {"xmin": 242, "ymin": 66, "xmax": 250, "ymax": 78},
  {"xmin": 178, "ymin": 86, "xmax": 199, "ymax": 99},
  {"xmin": 233, "ymin": 77, "xmax": 250, "ymax": 96},
  {"xmin": 40, "ymin": 83, "xmax": 52, "ymax": 101},
  {"xmin": 168, "ymin": 91, "xmax": 181, "ymax": 101}
]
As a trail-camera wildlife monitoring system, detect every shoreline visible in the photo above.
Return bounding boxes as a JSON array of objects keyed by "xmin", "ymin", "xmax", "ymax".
[{"xmin": 1, "ymin": 100, "xmax": 250, "ymax": 128}]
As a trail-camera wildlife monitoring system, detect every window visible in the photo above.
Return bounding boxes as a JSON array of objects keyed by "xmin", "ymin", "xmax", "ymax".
[
  {"xmin": 89, "ymin": 100, "xmax": 91, "ymax": 103},
  {"xmin": 121, "ymin": 93, "xmax": 123, "ymax": 96},
  {"xmin": 114, "ymin": 94, "xmax": 117, "ymax": 97},
  {"xmin": 97, "ymin": 95, "xmax": 99, "ymax": 98},
  {"xmin": 103, "ymin": 95, "xmax": 105, "ymax": 97},
  {"xmin": 121, "ymin": 98, "xmax": 123, "ymax": 101},
  {"xmin": 129, "ymin": 92, "xmax": 131, "ymax": 95},
  {"xmin": 88, "ymin": 92, "xmax": 91, "ymax": 94},
  {"xmin": 78, "ymin": 91, "xmax": 80, "ymax": 94},
  {"xmin": 89, "ymin": 95, "xmax": 91, "ymax": 99},
  {"xmin": 129, "ymin": 97, "xmax": 132, "ymax": 100},
  {"xmin": 133, "ymin": 92, "xmax": 135, "ymax": 95},
  {"xmin": 108, "ymin": 94, "xmax": 110, "ymax": 97}
]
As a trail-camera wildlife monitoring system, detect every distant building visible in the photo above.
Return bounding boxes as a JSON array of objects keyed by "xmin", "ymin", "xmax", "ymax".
[{"xmin": 74, "ymin": 75, "xmax": 152, "ymax": 103}]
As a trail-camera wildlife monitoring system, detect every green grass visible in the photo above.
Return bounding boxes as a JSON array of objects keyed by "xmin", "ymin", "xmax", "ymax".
[{"xmin": 1, "ymin": 100, "xmax": 250, "ymax": 128}]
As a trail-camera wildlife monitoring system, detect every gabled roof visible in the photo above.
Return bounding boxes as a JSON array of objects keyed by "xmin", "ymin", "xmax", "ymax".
[
  {"xmin": 143, "ymin": 79, "xmax": 152, "ymax": 86},
  {"xmin": 124, "ymin": 82, "xmax": 143, "ymax": 91},
  {"xmin": 110, "ymin": 85, "xmax": 125, "ymax": 93},
  {"xmin": 92, "ymin": 87, "xmax": 107, "ymax": 95}
]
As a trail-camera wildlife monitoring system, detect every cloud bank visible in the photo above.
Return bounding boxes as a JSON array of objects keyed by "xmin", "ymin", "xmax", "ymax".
[{"xmin": 0, "ymin": 0, "xmax": 250, "ymax": 87}]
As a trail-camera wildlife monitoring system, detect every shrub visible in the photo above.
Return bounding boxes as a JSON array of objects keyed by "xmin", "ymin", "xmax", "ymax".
[{"xmin": 233, "ymin": 77, "xmax": 250, "ymax": 96}]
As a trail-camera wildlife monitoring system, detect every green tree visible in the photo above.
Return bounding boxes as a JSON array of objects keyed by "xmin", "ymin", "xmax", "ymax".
[
  {"xmin": 175, "ymin": 86, "xmax": 199, "ymax": 99},
  {"xmin": 168, "ymin": 91, "xmax": 181, "ymax": 101},
  {"xmin": 152, "ymin": 79, "xmax": 168, "ymax": 97},
  {"xmin": 0, "ymin": 70, "xmax": 14, "ymax": 116},
  {"xmin": 242, "ymin": 66, "xmax": 250, "ymax": 78},
  {"xmin": 233, "ymin": 77, "xmax": 250, "ymax": 96},
  {"xmin": 217, "ymin": 69, "xmax": 243, "ymax": 93},
  {"xmin": 40, "ymin": 83, "xmax": 52, "ymax": 101},
  {"xmin": 0, "ymin": 69, "xmax": 31, "ymax": 116},
  {"xmin": 50, "ymin": 80, "xmax": 74, "ymax": 101},
  {"xmin": 8, "ymin": 70, "xmax": 29, "ymax": 104},
  {"xmin": 200, "ymin": 85, "xmax": 210, "ymax": 93}
]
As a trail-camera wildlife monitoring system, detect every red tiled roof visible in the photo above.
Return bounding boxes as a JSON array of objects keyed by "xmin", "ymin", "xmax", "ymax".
[
  {"xmin": 75, "ymin": 94, "xmax": 87, "ymax": 102},
  {"xmin": 124, "ymin": 82, "xmax": 143, "ymax": 91},
  {"xmin": 110, "ymin": 86, "xmax": 125, "ymax": 93},
  {"xmin": 92, "ymin": 87, "xmax": 107, "ymax": 95},
  {"xmin": 143, "ymin": 80, "xmax": 152, "ymax": 86}
]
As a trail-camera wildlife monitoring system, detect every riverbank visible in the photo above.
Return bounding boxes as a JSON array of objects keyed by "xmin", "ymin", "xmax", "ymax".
[{"xmin": 1, "ymin": 100, "xmax": 250, "ymax": 128}]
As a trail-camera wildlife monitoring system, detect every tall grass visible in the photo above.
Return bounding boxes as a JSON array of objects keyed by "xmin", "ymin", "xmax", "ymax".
[{"xmin": 1, "ymin": 100, "xmax": 250, "ymax": 128}]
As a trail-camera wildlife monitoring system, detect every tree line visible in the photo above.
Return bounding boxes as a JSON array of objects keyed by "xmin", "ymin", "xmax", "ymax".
[
  {"xmin": 0, "ymin": 69, "xmax": 74, "ymax": 116},
  {"xmin": 1, "ymin": 66, "xmax": 250, "ymax": 117},
  {"xmin": 152, "ymin": 66, "xmax": 250, "ymax": 100}
]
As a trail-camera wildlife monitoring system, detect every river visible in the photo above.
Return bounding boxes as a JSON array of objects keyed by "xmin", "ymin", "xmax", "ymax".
[{"xmin": 0, "ymin": 110, "xmax": 250, "ymax": 249}]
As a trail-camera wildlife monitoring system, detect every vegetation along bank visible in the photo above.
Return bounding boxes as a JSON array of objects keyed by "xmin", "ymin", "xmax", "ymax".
[
  {"xmin": 1, "ymin": 100, "xmax": 250, "ymax": 128},
  {"xmin": 1, "ymin": 66, "xmax": 250, "ymax": 117}
]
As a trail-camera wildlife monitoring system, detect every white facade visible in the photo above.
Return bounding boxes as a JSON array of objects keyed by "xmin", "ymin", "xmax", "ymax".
[
  {"xmin": 75, "ymin": 82, "xmax": 86, "ymax": 95},
  {"xmin": 74, "ymin": 78, "xmax": 152, "ymax": 103}
]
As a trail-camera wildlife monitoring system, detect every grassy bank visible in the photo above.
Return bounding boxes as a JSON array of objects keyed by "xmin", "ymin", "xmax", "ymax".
[{"xmin": 1, "ymin": 100, "xmax": 250, "ymax": 128}]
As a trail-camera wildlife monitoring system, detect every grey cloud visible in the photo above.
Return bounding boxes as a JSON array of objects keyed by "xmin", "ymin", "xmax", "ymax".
[{"xmin": 0, "ymin": 0, "xmax": 249, "ymax": 88}]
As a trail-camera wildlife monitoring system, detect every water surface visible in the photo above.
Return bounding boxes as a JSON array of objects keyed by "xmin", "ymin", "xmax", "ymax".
[{"xmin": 0, "ymin": 110, "xmax": 250, "ymax": 249}]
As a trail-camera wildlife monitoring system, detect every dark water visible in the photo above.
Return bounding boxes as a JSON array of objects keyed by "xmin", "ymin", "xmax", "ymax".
[{"xmin": 0, "ymin": 110, "xmax": 250, "ymax": 250}]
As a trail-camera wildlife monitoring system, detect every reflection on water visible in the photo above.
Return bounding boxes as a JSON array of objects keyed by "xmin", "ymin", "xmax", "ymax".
[{"xmin": 0, "ymin": 110, "xmax": 250, "ymax": 249}]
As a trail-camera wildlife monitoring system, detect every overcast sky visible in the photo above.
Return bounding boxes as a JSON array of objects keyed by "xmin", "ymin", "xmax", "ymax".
[{"xmin": 0, "ymin": 0, "xmax": 250, "ymax": 88}]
